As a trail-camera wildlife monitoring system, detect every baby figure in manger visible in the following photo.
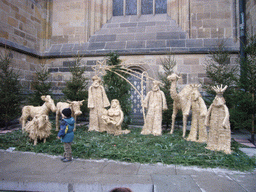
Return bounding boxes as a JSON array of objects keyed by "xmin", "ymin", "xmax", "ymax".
[{"xmin": 102, "ymin": 99, "xmax": 130, "ymax": 136}]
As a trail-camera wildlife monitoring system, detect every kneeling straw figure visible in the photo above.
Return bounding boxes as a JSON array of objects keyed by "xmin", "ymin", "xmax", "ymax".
[
  {"xmin": 57, "ymin": 108, "xmax": 75, "ymax": 162},
  {"xmin": 205, "ymin": 85, "xmax": 231, "ymax": 154}
]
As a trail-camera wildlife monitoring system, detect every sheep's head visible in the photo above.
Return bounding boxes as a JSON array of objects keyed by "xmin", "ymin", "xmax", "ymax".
[{"xmin": 34, "ymin": 115, "xmax": 49, "ymax": 130}]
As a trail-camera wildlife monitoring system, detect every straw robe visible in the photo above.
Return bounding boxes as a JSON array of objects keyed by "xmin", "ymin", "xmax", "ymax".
[
  {"xmin": 141, "ymin": 89, "xmax": 167, "ymax": 136},
  {"xmin": 205, "ymin": 95, "xmax": 231, "ymax": 154},
  {"xmin": 186, "ymin": 86, "xmax": 208, "ymax": 143},
  {"xmin": 88, "ymin": 85, "xmax": 110, "ymax": 132}
]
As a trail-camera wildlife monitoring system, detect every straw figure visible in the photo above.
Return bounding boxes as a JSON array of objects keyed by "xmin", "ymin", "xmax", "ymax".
[
  {"xmin": 88, "ymin": 75, "xmax": 110, "ymax": 132},
  {"xmin": 167, "ymin": 73, "xmax": 193, "ymax": 137},
  {"xmin": 24, "ymin": 115, "xmax": 52, "ymax": 145},
  {"xmin": 141, "ymin": 81, "xmax": 167, "ymax": 136},
  {"xmin": 20, "ymin": 95, "xmax": 56, "ymax": 132},
  {"xmin": 55, "ymin": 100, "xmax": 84, "ymax": 131},
  {"xmin": 186, "ymin": 84, "xmax": 208, "ymax": 143},
  {"xmin": 205, "ymin": 85, "xmax": 231, "ymax": 154},
  {"xmin": 102, "ymin": 99, "xmax": 130, "ymax": 136}
]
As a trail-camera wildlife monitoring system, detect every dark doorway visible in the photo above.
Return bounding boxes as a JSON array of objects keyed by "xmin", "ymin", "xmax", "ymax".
[{"xmin": 127, "ymin": 69, "xmax": 146, "ymax": 125}]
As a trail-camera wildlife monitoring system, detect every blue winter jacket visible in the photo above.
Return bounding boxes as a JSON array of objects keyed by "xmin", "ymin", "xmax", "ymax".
[{"xmin": 57, "ymin": 117, "xmax": 75, "ymax": 143}]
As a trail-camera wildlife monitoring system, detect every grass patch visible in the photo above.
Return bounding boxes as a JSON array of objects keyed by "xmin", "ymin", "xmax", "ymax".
[{"xmin": 0, "ymin": 125, "xmax": 255, "ymax": 172}]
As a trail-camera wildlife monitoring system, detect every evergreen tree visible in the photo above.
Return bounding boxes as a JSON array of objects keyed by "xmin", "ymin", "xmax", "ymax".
[
  {"xmin": 158, "ymin": 54, "xmax": 176, "ymax": 129},
  {"xmin": 62, "ymin": 55, "xmax": 88, "ymax": 116},
  {"xmin": 0, "ymin": 51, "xmax": 23, "ymax": 129},
  {"xmin": 28, "ymin": 62, "xmax": 52, "ymax": 106},
  {"xmin": 203, "ymin": 40, "xmax": 239, "ymax": 129},
  {"xmin": 103, "ymin": 52, "xmax": 131, "ymax": 128},
  {"xmin": 233, "ymin": 35, "xmax": 256, "ymax": 143}
]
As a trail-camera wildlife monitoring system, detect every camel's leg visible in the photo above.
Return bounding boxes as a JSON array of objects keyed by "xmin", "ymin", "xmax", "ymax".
[
  {"xmin": 170, "ymin": 106, "xmax": 177, "ymax": 134},
  {"xmin": 182, "ymin": 115, "xmax": 188, "ymax": 138},
  {"xmin": 44, "ymin": 138, "xmax": 46, "ymax": 143},
  {"xmin": 56, "ymin": 111, "xmax": 59, "ymax": 131}
]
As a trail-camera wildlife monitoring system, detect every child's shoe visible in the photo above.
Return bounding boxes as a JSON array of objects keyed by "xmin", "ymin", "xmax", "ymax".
[{"xmin": 62, "ymin": 158, "xmax": 72, "ymax": 162}]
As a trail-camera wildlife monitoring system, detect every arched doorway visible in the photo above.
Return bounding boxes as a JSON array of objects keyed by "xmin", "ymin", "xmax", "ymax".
[{"xmin": 127, "ymin": 69, "xmax": 146, "ymax": 125}]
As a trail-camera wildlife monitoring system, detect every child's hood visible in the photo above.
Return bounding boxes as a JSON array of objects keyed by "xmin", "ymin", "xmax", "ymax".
[{"xmin": 64, "ymin": 117, "xmax": 75, "ymax": 125}]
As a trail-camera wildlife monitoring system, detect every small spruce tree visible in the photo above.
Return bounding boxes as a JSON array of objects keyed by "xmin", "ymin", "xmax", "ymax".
[
  {"xmin": 28, "ymin": 62, "xmax": 52, "ymax": 106},
  {"xmin": 203, "ymin": 40, "xmax": 239, "ymax": 129},
  {"xmin": 0, "ymin": 51, "xmax": 23, "ymax": 129},
  {"xmin": 62, "ymin": 55, "xmax": 88, "ymax": 116},
  {"xmin": 233, "ymin": 35, "xmax": 256, "ymax": 143},
  {"xmin": 158, "ymin": 54, "xmax": 176, "ymax": 129},
  {"xmin": 103, "ymin": 52, "xmax": 131, "ymax": 128}
]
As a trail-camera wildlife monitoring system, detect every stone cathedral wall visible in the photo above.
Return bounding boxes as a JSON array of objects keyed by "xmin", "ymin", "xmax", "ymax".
[{"xmin": 0, "ymin": 0, "xmax": 243, "ymax": 96}]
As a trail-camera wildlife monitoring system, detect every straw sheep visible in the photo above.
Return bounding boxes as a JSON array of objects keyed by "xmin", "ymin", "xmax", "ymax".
[{"xmin": 24, "ymin": 115, "xmax": 52, "ymax": 145}]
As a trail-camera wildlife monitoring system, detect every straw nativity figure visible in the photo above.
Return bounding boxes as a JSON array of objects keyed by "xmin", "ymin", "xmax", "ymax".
[
  {"xmin": 24, "ymin": 115, "xmax": 52, "ymax": 145},
  {"xmin": 102, "ymin": 99, "xmax": 130, "ymax": 136},
  {"xmin": 205, "ymin": 85, "xmax": 231, "ymax": 154},
  {"xmin": 167, "ymin": 73, "xmax": 193, "ymax": 137},
  {"xmin": 88, "ymin": 75, "xmax": 110, "ymax": 132},
  {"xmin": 186, "ymin": 84, "xmax": 208, "ymax": 143},
  {"xmin": 141, "ymin": 81, "xmax": 167, "ymax": 136}
]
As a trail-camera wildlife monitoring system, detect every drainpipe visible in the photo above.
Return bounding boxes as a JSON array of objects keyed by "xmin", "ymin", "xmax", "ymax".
[{"xmin": 239, "ymin": 0, "xmax": 246, "ymax": 61}]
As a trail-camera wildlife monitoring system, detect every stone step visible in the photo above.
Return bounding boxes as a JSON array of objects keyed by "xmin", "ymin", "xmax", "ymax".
[{"xmin": 93, "ymin": 14, "xmax": 186, "ymax": 43}]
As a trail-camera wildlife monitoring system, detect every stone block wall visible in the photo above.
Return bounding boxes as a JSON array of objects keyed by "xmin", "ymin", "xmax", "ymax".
[
  {"xmin": 0, "ymin": 46, "xmax": 40, "ymax": 91},
  {"xmin": 0, "ymin": 0, "xmax": 49, "ymax": 53},
  {"xmin": 51, "ymin": 0, "xmax": 112, "ymax": 45},
  {"xmin": 45, "ymin": 53, "xmax": 239, "ymax": 95},
  {"xmin": 246, "ymin": 0, "xmax": 256, "ymax": 35}
]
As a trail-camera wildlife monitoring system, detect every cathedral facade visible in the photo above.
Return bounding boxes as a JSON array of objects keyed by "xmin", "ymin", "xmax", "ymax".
[{"xmin": 0, "ymin": 0, "xmax": 255, "ymax": 120}]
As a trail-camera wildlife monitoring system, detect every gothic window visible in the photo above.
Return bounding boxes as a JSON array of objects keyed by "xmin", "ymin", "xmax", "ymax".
[
  {"xmin": 141, "ymin": 0, "xmax": 153, "ymax": 15},
  {"xmin": 113, "ymin": 0, "xmax": 167, "ymax": 16},
  {"xmin": 126, "ymin": 0, "xmax": 137, "ymax": 15},
  {"xmin": 113, "ymin": 0, "xmax": 123, "ymax": 16}
]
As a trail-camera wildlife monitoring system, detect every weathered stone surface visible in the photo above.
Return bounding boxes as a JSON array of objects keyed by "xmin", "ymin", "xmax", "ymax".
[{"xmin": 105, "ymin": 42, "xmax": 126, "ymax": 49}]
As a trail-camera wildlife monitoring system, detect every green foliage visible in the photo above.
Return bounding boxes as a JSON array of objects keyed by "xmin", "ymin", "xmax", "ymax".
[
  {"xmin": 0, "ymin": 51, "xmax": 23, "ymax": 128},
  {"xmin": 158, "ymin": 54, "xmax": 176, "ymax": 129},
  {"xmin": 62, "ymin": 55, "xmax": 89, "ymax": 116},
  {"xmin": 103, "ymin": 52, "xmax": 131, "ymax": 128},
  {"xmin": 203, "ymin": 40, "xmax": 239, "ymax": 129},
  {"xmin": 231, "ymin": 35, "xmax": 256, "ymax": 132},
  {"xmin": 0, "ymin": 126, "xmax": 255, "ymax": 171},
  {"xmin": 28, "ymin": 63, "xmax": 52, "ymax": 106}
]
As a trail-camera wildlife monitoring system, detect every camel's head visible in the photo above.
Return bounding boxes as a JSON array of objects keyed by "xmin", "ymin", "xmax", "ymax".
[
  {"xmin": 41, "ymin": 95, "xmax": 57, "ymax": 112},
  {"xmin": 167, "ymin": 73, "xmax": 181, "ymax": 82}
]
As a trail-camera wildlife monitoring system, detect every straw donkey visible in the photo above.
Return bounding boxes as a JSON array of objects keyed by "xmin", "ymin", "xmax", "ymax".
[
  {"xmin": 20, "ymin": 95, "xmax": 56, "ymax": 132},
  {"xmin": 167, "ymin": 73, "xmax": 193, "ymax": 138},
  {"xmin": 55, "ymin": 100, "xmax": 85, "ymax": 131}
]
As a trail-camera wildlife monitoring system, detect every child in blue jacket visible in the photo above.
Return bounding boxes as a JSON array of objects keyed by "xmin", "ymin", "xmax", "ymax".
[{"xmin": 57, "ymin": 108, "xmax": 75, "ymax": 162}]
